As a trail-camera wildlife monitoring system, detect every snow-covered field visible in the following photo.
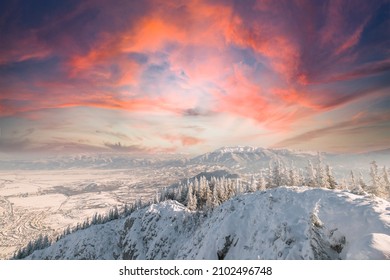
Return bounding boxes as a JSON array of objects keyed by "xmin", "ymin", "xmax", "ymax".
[
  {"xmin": 0, "ymin": 166, "xmax": 208, "ymax": 259},
  {"xmin": 25, "ymin": 187, "xmax": 390, "ymax": 260}
]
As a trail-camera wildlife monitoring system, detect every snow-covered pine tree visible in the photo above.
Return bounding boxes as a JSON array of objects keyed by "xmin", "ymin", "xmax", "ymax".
[
  {"xmin": 315, "ymin": 152, "xmax": 327, "ymax": 188},
  {"xmin": 381, "ymin": 166, "xmax": 390, "ymax": 200},
  {"xmin": 288, "ymin": 168, "xmax": 299, "ymax": 186},
  {"xmin": 258, "ymin": 171, "xmax": 266, "ymax": 191},
  {"xmin": 271, "ymin": 159, "xmax": 283, "ymax": 188},
  {"xmin": 193, "ymin": 177, "xmax": 200, "ymax": 195},
  {"xmin": 358, "ymin": 172, "xmax": 368, "ymax": 192},
  {"xmin": 212, "ymin": 183, "xmax": 219, "ymax": 208},
  {"xmin": 175, "ymin": 183, "xmax": 184, "ymax": 202},
  {"xmin": 217, "ymin": 177, "xmax": 227, "ymax": 202},
  {"xmin": 266, "ymin": 162, "xmax": 273, "ymax": 188},
  {"xmin": 205, "ymin": 184, "xmax": 213, "ymax": 212},
  {"xmin": 369, "ymin": 161, "xmax": 380, "ymax": 196},
  {"xmin": 235, "ymin": 178, "xmax": 243, "ymax": 195},
  {"xmin": 325, "ymin": 165, "xmax": 337, "ymax": 189},
  {"xmin": 297, "ymin": 169, "xmax": 305, "ymax": 186},
  {"xmin": 154, "ymin": 191, "xmax": 160, "ymax": 204},
  {"xmin": 249, "ymin": 175, "xmax": 257, "ymax": 192},
  {"xmin": 350, "ymin": 171, "xmax": 364, "ymax": 195},
  {"xmin": 280, "ymin": 162, "xmax": 289, "ymax": 186},
  {"xmin": 186, "ymin": 183, "xmax": 197, "ymax": 211},
  {"xmin": 225, "ymin": 178, "xmax": 235, "ymax": 199},
  {"xmin": 339, "ymin": 177, "xmax": 349, "ymax": 190},
  {"xmin": 197, "ymin": 176, "xmax": 207, "ymax": 207},
  {"xmin": 305, "ymin": 160, "xmax": 316, "ymax": 187},
  {"xmin": 350, "ymin": 171, "xmax": 356, "ymax": 188}
]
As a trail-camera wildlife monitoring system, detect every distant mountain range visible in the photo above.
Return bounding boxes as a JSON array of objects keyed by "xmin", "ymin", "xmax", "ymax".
[
  {"xmin": 1, "ymin": 146, "xmax": 389, "ymax": 173},
  {"xmin": 189, "ymin": 146, "xmax": 320, "ymax": 170}
]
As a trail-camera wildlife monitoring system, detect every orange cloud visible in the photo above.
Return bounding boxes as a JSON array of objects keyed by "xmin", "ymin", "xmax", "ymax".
[{"xmin": 272, "ymin": 88, "xmax": 320, "ymax": 110}]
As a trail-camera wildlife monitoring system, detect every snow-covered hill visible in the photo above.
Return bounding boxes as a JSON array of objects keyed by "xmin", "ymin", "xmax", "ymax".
[{"xmin": 25, "ymin": 187, "xmax": 390, "ymax": 260}]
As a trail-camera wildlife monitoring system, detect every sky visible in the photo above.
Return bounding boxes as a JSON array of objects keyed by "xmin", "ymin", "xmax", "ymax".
[{"xmin": 0, "ymin": 0, "xmax": 389, "ymax": 157}]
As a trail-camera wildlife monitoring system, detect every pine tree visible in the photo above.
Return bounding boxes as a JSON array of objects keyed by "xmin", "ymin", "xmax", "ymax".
[
  {"xmin": 315, "ymin": 152, "xmax": 327, "ymax": 188},
  {"xmin": 186, "ymin": 183, "xmax": 197, "ymax": 211},
  {"xmin": 249, "ymin": 175, "xmax": 257, "ymax": 192},
  {"xmin": 305, "ymin": 160, "xmax": 316, "ymax": 187},
  {"xmin": 258, "ymin": 171, "xmax": 266, "ymax": 191},
  {"xmin": 288, "ymin": 168, "xmax": 299, "ymax": 186},
  {"xmin": 350, "ymin": 170, "xmax": 364, "ymax": 195},
  {"xmin": 369, "ymin": 161, "xmax": 380, "ymax": 196},
  {"xmin": 212, "ymin": 184, "xmax": 219, "ymax": 208},
  {"xmin": 325, "ymin": 165, "xmax": 337, "ymax": 189},
  {"xmin": 205, "ymin": 185, "xmax": 213, "ymax": 212},
  {"xmin": 175, "ymin": 184, "xmax": 183, "ymax": 202},
  {"xmin": 297, "ymin": 169, "xmax": 305, "ymax": 186},
  {"xmin": 266, "ymin": 162, "xmax": 273, "ymax": 188},
  {"xmin": 225, "ymin": 178, "xmax": 235, "ymax": 198},
  {"xmin": 235, "ymin": 178, "xmax": 243, "ymax": 195},
  {"xmin": 358, "ymin": 172, "xmax": 368, "ymax": 192},
  {"xmin": 382, "ymin": 167, "xmax": 390, "ymax": 200},
  {"xmin": 271, "ymin": 159, "xmax": 284, "ymax": 188},
  {"xmin": 280, "ymin": 163, "xmax": 289, "ymax": 186},
  {"xmin": 383, "ymin": 166, "xmax": 390, "ymax": 187}
]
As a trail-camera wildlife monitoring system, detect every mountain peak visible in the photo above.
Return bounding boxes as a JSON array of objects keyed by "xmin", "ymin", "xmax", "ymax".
[{"xmin": 214, "ymin": 146, "xmax": 262, "ymax": 153}]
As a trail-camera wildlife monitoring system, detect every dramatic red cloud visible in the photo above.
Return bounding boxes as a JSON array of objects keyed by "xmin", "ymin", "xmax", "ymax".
[
  {"xmin": 0, "ymin": 86, "xmax": 184, "ymax": 118},
  {"xmin": 228, "ymin": 23, "xmax": 300, "ymax": 82},
  {"xmin": 272, "ymin": 88, "xmax": 320, "ymax": 110},
  {"xmin": 1, "ymin": 0, "xmax": 388, "ymax": 154}
]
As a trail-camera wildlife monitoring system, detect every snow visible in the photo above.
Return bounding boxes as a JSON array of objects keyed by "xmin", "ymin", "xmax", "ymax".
[
  {"xmin": 8, "ymin": 194, "xmax": 67, "ymax": 209},
  {"xmin": 0, "ymin": 167, "xmax": 201, "ymax": 259},
  {"xmin": 25, "ymin": 187, "xmax": 390, "ymax": 260}
]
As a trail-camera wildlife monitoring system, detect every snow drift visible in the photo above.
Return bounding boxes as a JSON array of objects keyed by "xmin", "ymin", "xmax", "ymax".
[{"xmin": 25, "ymin": 187, "xmax": 390, "ymax": 260}]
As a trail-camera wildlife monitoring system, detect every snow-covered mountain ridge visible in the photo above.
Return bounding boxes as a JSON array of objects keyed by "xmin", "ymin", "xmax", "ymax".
[
  {"xmin": 25, "ymin": 187, "xmax": 390, "ymax": 260},
  {"xmin": 2, "ymin": 146, "xmax": 389, "ymax": 171}
]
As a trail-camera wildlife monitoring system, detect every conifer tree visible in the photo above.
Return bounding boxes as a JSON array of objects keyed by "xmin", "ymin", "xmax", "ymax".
[
  {"xmin": 249, "ymin": 175, "xmax": 257, "ymax": 192},
  {"xmin": 315, "ymin": 152, "xmax": 327, "ymax": 188},
  {"xmin": 382, "ymin": 167, "xmax": 390, "ymax": 200},
  {"xmin": 369, "ymin": 161, "xmax": 380, "ymax": 196},
  {"xmin": 288, "ymin": 168, "xmax": 299, "ymax": 186},
  {"xmin": 235, "ymin": 178, "xmax": 243, "ymax": 195},
  {"xmin": 258, "ymin": 171, "xmax": 266, "ymax": 191},
  {"xmin": 358, "ymin": 172, "xmax": 367, "ymax": 192},
  {"xmin": 350, "ymin": 171, "xmax": 364, "ymax": 194},
  {"xmin": 325, "ymin": 165, "xmax": 337, "ymax": 189},
  {"xmin": 305, "ymin": 160, "xmax": 316, "ymax": 187},
  {"xmin": 271, "ymin": 159, "xmax": 284, "ymax": 188},
  {"xmin": 186, "ymin": 183, "xmax": 197, "ymax": 210}
]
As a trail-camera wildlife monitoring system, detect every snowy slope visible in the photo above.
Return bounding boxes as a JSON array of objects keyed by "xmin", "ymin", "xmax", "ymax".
[{"xmin": 25, "ymin": 187, "xmax": 390, "ymax": 260}]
